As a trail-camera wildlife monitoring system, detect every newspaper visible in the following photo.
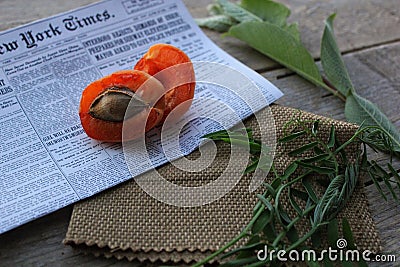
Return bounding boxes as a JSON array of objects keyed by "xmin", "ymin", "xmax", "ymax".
[{"xmin": 0, "ymin": 0, "xmax": 283, "ymax": 234}]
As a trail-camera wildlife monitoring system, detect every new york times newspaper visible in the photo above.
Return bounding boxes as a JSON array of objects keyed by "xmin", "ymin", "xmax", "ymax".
[{"xmin": 0, "ymin": 0, "xmax": 283, "ymax": 233}]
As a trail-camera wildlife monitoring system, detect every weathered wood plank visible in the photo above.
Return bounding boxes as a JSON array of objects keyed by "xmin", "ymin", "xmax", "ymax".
[
  {"xmin": 0, "ymin": 206, "xmax": 143, "ymax": 266},
  {"xmin": 0, "ymin": 0, "xmax": 99, "ymax": 32},
  {"xmin": 271, "ymin": 42, "xmax": 400, "ymax": 126},
  {"xmin": 1, "ymin": 41, "xmax": 398, "ymax": 266},
  {"xmin": 364, "ymin": 183, "xmax": 400, "ymax": 267},
  {"xmin": 186, "ymin": 0, "xmax": 400, "ymax": 71}
]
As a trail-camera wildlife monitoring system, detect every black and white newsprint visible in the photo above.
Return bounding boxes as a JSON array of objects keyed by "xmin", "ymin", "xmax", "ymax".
[{"xmin": 0, "ymin": 0, "xmax": 283, "ymax": 234}]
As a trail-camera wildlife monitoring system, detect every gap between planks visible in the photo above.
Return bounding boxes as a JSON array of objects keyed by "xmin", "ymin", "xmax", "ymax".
[{"xmin": 254, "ymin": 39, "xmax": 400, "ymax": 74}]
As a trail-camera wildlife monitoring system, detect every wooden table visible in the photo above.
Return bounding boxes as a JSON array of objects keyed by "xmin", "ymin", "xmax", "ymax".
[{"xmin": 1, "ymin": 0, "xmax": 399, "ymax": 266}]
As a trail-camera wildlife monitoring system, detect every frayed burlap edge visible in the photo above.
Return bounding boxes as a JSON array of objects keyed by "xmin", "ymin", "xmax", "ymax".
[{"xmin": 64, "ymin": 105, "xmax": 381, "ymax": 264}]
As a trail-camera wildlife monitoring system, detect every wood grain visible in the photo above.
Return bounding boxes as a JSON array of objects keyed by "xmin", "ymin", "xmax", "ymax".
[
  {"xmin": 0, "ymin": 0, "xmax": 399, "ymax": 266},
  {"xmin": 187, "ymin": 0, "xmax": 400, "ymax": 71}
]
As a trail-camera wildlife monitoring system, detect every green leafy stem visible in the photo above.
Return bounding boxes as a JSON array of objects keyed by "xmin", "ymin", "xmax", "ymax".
[
  {"xmin": 196, "ymin": 0, "xmax": 400, "ymax": 153},
  {"xmin": 193, "ymin": 115, "xmax": 372, "ymax": 266}
]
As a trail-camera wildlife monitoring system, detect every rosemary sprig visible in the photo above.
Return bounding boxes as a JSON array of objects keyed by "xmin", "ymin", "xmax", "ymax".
[{"xmin": 193, "ymin": 115, "xmax": 376, "ymax": 267}]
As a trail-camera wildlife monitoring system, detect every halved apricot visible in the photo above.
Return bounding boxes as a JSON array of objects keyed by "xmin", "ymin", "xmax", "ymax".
[
  {"xmin": 79, "ymin": 70, "xmax": 165, "ymax": 142},
  {"xmin": 134, "ymin": 44, "xmax": 195, "ymax": 122}
]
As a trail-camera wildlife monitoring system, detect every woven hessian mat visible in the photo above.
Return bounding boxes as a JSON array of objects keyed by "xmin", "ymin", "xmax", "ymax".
[{"xmin": 64, "ymin": 105, "xmax": 381, "ymax": 264}]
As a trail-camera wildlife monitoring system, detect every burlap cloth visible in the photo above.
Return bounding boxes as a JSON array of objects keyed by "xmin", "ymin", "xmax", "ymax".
[{"xmin": 64, "ymin": 105, "xmax": 381, "ymax": 264}]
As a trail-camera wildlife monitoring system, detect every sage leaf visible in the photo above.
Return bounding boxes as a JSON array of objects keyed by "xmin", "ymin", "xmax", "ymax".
[
  {"xmin": 195, "ymin": 15, "xmax": 235, "ymax": 32},
  {"xmin": 207, "ymin": 3, "xmax": 224, "ymax": 16},
  {"xmin": 217, "ymin": 0, "xmax": 262, "ymax": 22},
  {"xmin": 282, "ymin": 23, "xmax": 301, "ymax": 42},
  {"xmin": 345, "ymin": 92, "xmax": 400, "ymax": 152},
  {"xmin": 321, "ymin": 14, "xmax": 354, "ymax": 96},
  {"xmin": 228, "ymin": 21, "xmax": 323, "ymax": 88},
  {"xmin": 240, "ymin": 0, "xmax": 290, "ymax": 27}
]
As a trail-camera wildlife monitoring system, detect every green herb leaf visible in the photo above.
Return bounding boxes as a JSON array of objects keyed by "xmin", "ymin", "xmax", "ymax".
[
  {"xmin": 345, "ymin": 92, "xmax": 400, "ymax": 152},
  {"xmin": 217, "ymin": 0, "xmax": 262, "ymax": 23},
  {"xmin": 290, "ymin": 187, "xmax": 309, "ymax": 201},
  {"xmin": 257, "ymin": 194, "xmax": 274, "ymax": 211},
  {"xmin": 288, "ymin": 187, "xmax": 303, "ymax": 215},
  {"xmin": 263, "ymin": 183, "xmax": 277, "ymax": 198},
  {"xmin": 228, "ymin": 21, "xmax": 323, "ymax": 86},
  {"xmin": 240, "ymin": 0, "xmax": 290, "ymax": 26},
  {"xmin": 286, "ymin": 225, "xmax": 300, "ymax": 244},
  {"xmin": 371, "ymin": 161, "xmax": 398, "ymax": 200},
  {"xmin": 314, "ymin": 146, "xmax": 325, "ymax": 155},
  {"xmin": 342, "ymin": 218, "xmax": 356, "ymax": 250},
  {"xmin": 327, "ymin": 125, "xmax": 336, "ymax": 148},
  {"xmin": 388, "ymin": 163, "xmax": 400, "ymax": 190},
  {"xmin": 195, "ymin": 15, "xmax": 235, "ymax": 32},
  {"xmin": 288, "ymin": 141, "xmax": 319, "ymax": 156},
  {"xmin": 327, "ymin": 218, "xmax": 339, "ymax": 247},
  {"xmin": 301, "ymin": 153, "xmax": 330, "ymax": 164},
  {"xmin": 282, "ymin": 23, "xmax": 301, "ymax": 42},
  {"xmin": 313, "ymin": 175, "xmax": 343, "ymax": 225},
  {"xmin": 297, "ymin": 161, "xmax": 336, "ymax": 174},
  {"xmin": 302, "ymin": 177, "xmax": 319, "ymax": 203},
  {"xmin": 321, "ymin": 14, "xmax": 354, "ymax": 96},
  {"xmin": 278, "ymin": 206, "xmax": 292, "ymax": 224},
  {"xmin": 207, "ymin": 3, "xmax": 224, "ymax": 16},
  {"xmin": 281, "ymin": 162, "xmax": 298, "ymax": 180},
  {"xmin": 367, "ymin": 169, "xmax": 387, "ymax": 201},
  {"xmin": 311, "ymin": 229, "xmax": 322, "ymax": 248},
  {"xmin": 252, "ymin": 209, "xmax": 272, "ymax": 234},
  {"xmin": 311, "ymin": 120, "xmax": 320, "ymax": 135},
  {"xmin": 278, "ymin": 130, "xmax": 306, "ymax": 143},
  {"xmin": 244, "ymin": 159, "xmax": 259, "ymax": 174}
]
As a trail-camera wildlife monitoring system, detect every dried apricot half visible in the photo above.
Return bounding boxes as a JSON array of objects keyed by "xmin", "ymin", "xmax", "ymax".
[
  {"xmin": 79, "ymin": 70, "xmax": 165, "ymax": 142},
  {"xmin": 134, "ymin": 43, "xmax": 195, "ymax": 122}
]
